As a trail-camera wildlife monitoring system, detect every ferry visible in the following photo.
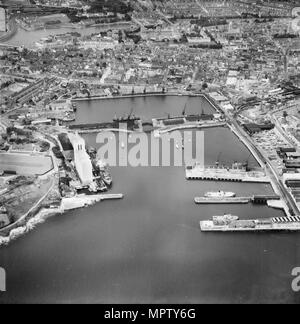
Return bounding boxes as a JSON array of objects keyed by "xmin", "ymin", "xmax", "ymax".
[{"xmin": 204, "ymin": 191, "xmax": 236, "ymax": 198}]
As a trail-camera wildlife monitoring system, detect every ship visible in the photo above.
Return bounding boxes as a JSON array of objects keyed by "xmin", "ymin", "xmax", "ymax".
[
  {"xmin": 102, "ymin": 170, "xmax": 112, "ymax": 187},
  {"xmin": 212, "ymin": 214, "xmax": 239, "ymax": 225},
  {"xmin": 113, "ymin": 107, "xmax": 140, "ymax": 129},
  {"xmin": 204, "ymin": 191, "xmax": 236, "ymax": 198},
  {"xmin": 96, "ymin": 160, "xmax": 112, "ymax": 187}
]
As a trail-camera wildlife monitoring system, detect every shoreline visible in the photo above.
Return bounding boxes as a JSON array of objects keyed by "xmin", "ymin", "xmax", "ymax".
[
  {"xmin": 0, "ymin": 193, "xmax": 123, "ymax": 247},
  {"xmin": 0, "ymin": 207, "xmax": 62, "ymax": 246}
]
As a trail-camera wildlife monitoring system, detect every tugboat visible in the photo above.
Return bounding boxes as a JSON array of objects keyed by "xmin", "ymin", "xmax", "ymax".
[{"xmin": 204, "ymin": 191, "xmax": 236, "ymax": 198}]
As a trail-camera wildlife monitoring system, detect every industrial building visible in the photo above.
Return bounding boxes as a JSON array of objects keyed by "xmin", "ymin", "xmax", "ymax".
[{"xmin": 68, "ymin": 132, "xmax": 93, "ymax": 187}]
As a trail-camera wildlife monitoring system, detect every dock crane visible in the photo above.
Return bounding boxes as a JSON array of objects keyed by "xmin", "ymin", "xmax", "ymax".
[
  {"xmin": 165, "ymin": 112, "xmax": 171, "ymax": 119},
  {"xmin": 182, "ymin": 102, "xmax": 188, "ymax": 116},
  {"xmin": 244, "ymin": 153, "xmax": 252, "ymax": 170},
  {"xmin": 128, "ymin": 106, "xmax": 134, "ymax": 119}
]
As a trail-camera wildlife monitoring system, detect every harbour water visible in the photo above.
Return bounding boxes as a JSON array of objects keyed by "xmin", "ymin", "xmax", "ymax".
[
  {"xmin": 73, "ymin": 95, "xmax": 217, "ymax": 124},
  {"xmin": 1, "ymin": 95, "xmax": 300, "ymax": 303}
]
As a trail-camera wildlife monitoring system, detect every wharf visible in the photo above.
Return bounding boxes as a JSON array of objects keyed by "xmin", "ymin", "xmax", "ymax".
[
  {"xmin": 99, "ymin": 193, "xmax": 124, "ymax": 201},
  {"xmin": 195, "ymin": 197, "xmax": 250, "ymax": 204},
  {"xmin": 200, "ymin": 220, "xmax": 300, "ymax": 232},
  {"xmin": 62, "ymin": 193, "xmax": 123, "ymax": 211},
  {"xmin": 194, "ymin": 195, "xmax": 280, "ymax": 205},
  {"xmin": 186, "ymin": 167, "xmax": 270, "ymax": 183}
]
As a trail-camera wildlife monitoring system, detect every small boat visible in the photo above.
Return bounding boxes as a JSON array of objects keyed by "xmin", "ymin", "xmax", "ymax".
[{"xmin": 62, "ymin": 117, "xmax": 76, "ymax": 122}]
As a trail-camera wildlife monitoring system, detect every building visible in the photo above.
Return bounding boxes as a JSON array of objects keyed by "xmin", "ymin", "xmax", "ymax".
[
  {"xmin": 0, "ymin": 215, "xmax": 9, "ymax": 228},
  {"xmin": 68, "ymin": 132, "xmax": 93, "ymax": 187},
  {"xmin": 50, "ymin": 100, "xmax": 73, "ymax": 112}
]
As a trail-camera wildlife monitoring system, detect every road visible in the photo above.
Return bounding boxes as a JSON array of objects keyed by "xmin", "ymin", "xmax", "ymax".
[{"xmin": 230, "ymin": 118, "xmax": 300, "ymax": 216}]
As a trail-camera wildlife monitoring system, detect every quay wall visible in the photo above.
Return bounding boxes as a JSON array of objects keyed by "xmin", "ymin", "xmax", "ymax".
[{"xmin": 72, "ymin": 93, "xmax": 219, "ymax": 111}]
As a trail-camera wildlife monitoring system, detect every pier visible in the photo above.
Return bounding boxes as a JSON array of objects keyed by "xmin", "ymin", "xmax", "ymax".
[
  {"xmin": 186, "ymin": 166, "xmax": 271, "ymax": 183},
  {"xmin": 194, "ymin": 195, "xmax": 280, "ymax": 205},
  {"xmin": 200, "ymin": 219, "xmax": 300, "ymax": 232},
  {"xmin": 98, "ymin": 193, "xmax": 124, "ymax": 201},
  {"xmin": 61, "ymin": 193, "xmax": 123, "ymax": 211},
  {"xmin": 195, "ymin": 197, "xmax": 250, "ymax": 204}
]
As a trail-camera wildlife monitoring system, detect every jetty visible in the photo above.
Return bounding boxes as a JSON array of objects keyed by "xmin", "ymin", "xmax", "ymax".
[
  {"xmin": 62, "ymin": 193, "xmax": 123, "ymax": 211},
  {"xmin": 200, "ymin": 218, "xmax": 300, "ymax": 232},
  {"xmin": 194, "ymin": 195, "xmax": 280, "ymax": 205},
  {"xmin": 186, "ymin": 165, "xmax": 271, "ymax": 183},
  {"xmin": 195, "ymin": 197, "xmax": 250, "ymax": 204},
  {"xmin": 98, "ymin": 193, "xmax": 124, "ymax": 201}
]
